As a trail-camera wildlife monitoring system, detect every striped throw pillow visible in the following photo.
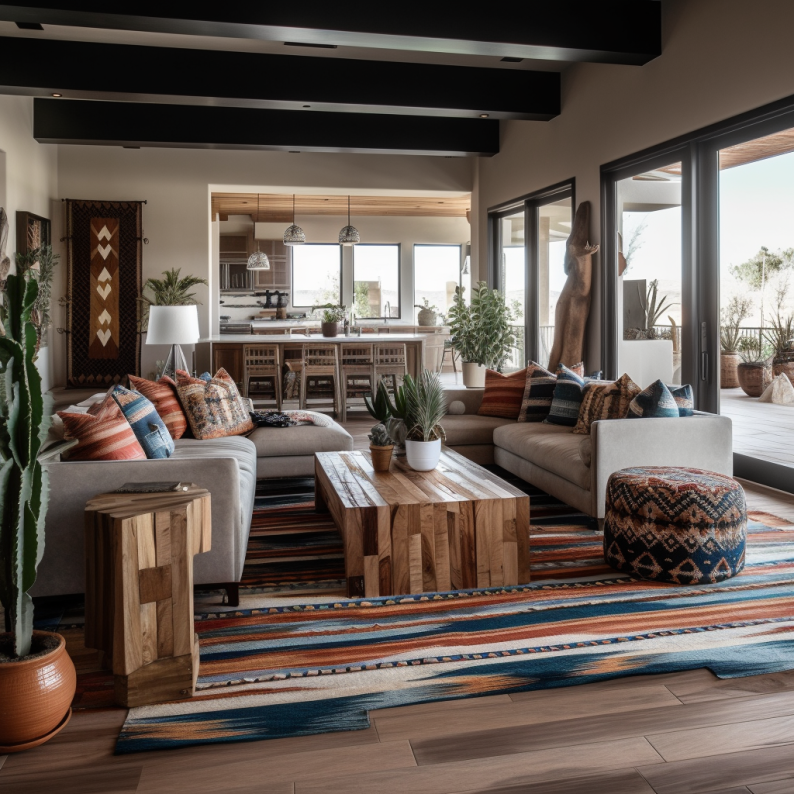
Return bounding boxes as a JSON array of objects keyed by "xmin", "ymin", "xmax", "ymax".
[
  {"xmin": 110, "ymin": 385, "xmax": 175, "ymax": 459},
  {"xmin": 628, "ymin": 380, "xmax": 681, "ymax": 419},
  {"xmin": 58, "ymin": 395, "xmax": 146, "ymax": 461},
  {"xmin": 517, "ymin": 362, "xmax": 557, "ymax": 422},
  {"xmin": 478, "ymin": 367, "xmax": 528, "ymax": 419},
  {"xmin": 177, "ymin": 368, "xmax": 254, "ymax": 440},
  {"xmin": 128, "ymin": 374, "xmax": 189, "ymax": 440},
  {"xmin": 573, "ymin": 373, "xmax": 641, "ymax": 434},
  {"xmin": 544, "ymin": 365, "xmax": 586, "ymax": 427}
]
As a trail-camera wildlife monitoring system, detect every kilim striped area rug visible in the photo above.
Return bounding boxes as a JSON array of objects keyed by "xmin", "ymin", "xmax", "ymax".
[{"xmin": 113, "ymin": 470, "xmax": 794, "ymax": 754}]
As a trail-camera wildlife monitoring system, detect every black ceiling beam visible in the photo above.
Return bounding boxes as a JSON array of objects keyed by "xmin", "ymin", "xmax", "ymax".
[
  {"xmin": 33, "ymin": 98, "xmax": 500, "ymax": 156},
  {"xmin": 1, "ymin": 2, "xmax": 661, "ymax": 65},
  {"xmin": 0, "ymin": 37, "xmax": 559, "ymax": 120}
]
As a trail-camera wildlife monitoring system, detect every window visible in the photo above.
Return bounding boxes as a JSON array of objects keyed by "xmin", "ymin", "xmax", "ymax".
[
  {"xmin": 352, "ymin": 244, "xmax": 400, "ymax": 319},
  {"xmin": 499, "ymin": 212, "xmax": 526, "ymax": 371},
  {"xmin": 413, "ymin": 244, "xmax": 462, "ymax": 322},
  {"xmin": 291, "ymin": 244, "xmax": 342, "ymax": 307}
]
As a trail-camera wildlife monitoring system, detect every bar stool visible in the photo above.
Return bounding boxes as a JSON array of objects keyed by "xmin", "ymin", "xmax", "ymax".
[
  {"xmin": 244, "ymin": 345, "xmax": 281, "ymax": 410},
  {"xmin": 374, "ymin": 342, "xmax": 407, "ymax": 394},
  {"xmin": 301, "ymin": 343, "xmax": 340, "ymax": 415},
  {"xmin": 340, "ymin": 343, "xmax": 375, "ymax": 422},
  {"xmin": 423, "ymin": 333, "xmax": 445, "ymax": 374},
  {"xmin": 441, "ymin": 340, "xmax": 459, "ymax": 374}
]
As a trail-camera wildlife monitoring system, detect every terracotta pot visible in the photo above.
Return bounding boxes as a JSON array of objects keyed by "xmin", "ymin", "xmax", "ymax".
[
  {"xmin": 370, "ymin": 444, "xmax": 393, "ymax": 472},
  {"xmin": 0, "ymin": 631, "xmax": 76, "ymax": 753},
  {"xmin": 773, "ymin": 356, "xmax": 794, "ymax": 387},
  {"xmin": 321, "ymin": 321, "xmax": 339, "ymax": 338},
  {"xmin": 737, "ymin": 362, "xmax": 772, "ymax": 398},
  {"xmin": 461, "ymin": 362, "xmax": 486, "ymax": 389},
  {"xmin": 720, "ymin": 352, "xmax": 741, "ymax": 389}
]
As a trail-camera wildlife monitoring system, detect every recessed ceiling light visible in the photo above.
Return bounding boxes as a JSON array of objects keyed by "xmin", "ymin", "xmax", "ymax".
[
  {"xmin": 51, "ymin": 93, "xmax": 62, "ymax": 97},
  {"xmin": 500, "ymin": 56, "xmax": 523, "ymax": 63},
  {"xmin": 479, "ymin": 114, "xmax": 489, "ymax": 119},
  {"xmin": 284, "ymin": 41, "xmax": 337, "ymax": 49}
]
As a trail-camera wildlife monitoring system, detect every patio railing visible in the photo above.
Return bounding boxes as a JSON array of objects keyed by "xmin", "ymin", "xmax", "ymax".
[{"xmin": 504, "ymin": 325, "xmax": 555, "ymax": 371}]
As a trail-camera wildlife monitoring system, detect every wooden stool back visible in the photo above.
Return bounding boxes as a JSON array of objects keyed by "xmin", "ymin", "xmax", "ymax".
[
  {"xmin": 340, "ymin": 344, "xmax": 375, "ymax": 421},
  {"xmin": 244, "ymin": 345, "xmax": 281, "ymax": 409},
  {"xmin": 374, "ymin": 342, "xmax": 407, "ymax": 393},
  {"xmin": 301, "ymin": 344, "xmax": 340, "ymax": 414}
]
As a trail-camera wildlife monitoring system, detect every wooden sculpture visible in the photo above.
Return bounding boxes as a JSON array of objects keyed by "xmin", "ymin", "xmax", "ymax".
[{"xmin": 547, "ymin": 202, "xmax": 599, "ymax": 372}]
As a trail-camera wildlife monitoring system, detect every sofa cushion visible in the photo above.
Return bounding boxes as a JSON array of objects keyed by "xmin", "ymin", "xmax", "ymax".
[
  {"xmin": 493, "ymin": 422, "xmax": 591, "ymax": 491},
  {"xmin": 128, "ymin": 374, "xmax": 189, "ymax": 440},
  {"xmin": 58, "ymin": 395, "xmax": 146, "ymax": 461},
  {"xmin": 176, "ymin": 368, "xmax": 254, "ymax": 440},
  {"xmin": 442, "ymin": 414, "xmax": 514, "ymax": 446},
  {"xmin": 628, "ymin": 379, "xmax": 681, "ymax": 419},
  {"xmin": 573, "ymin": 373, "xmax": 641, "ymax": 435},
  {"xmin": 249, "ymin": 419, "xmax": 353, "ymax": 458},
  {"xmin": 670, "ymin": 384, "xmax": 695, "ymax": 416},
  {"xmin": 478, "ymin": 367, "xmax": 527, "ymax": 419},
  {"xmin": 544, "ymin": 365, "xmax": 586, "ymax": 427},
  {"xmin": 109, "ymin": 385, "xmax": 175, "ymax": 459},
  {"xmin": 517, "ymin": 362, "xmax": 556, "ymax": 423}
]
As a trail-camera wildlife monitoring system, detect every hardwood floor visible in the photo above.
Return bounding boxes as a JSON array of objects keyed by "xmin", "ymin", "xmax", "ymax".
[{"xmin": 2, "ymin": 415, "xmax": 794, "ymax": 794}]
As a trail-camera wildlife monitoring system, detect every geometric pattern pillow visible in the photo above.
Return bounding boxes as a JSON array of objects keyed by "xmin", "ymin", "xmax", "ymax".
[
  {"xmin": 572, "ymin": 380, "xmax": 613, "ymax": 435},
  {"xmin": 478, "ymin": 367, "xmax": 528, "ymax": 420},
  {"xmin": 110, "ymin": 385, "xmax": 175, "ymax": 458},
  {"xmin": 668, "ymin": 384, "xmax": 694, "ymax": 416},
  {"xmin": 176, "ymin": 368, "xmax": 254, "ymax": 440},
  {"xmin": 543, "ymin": 365, "xmax": 586, "ymax": 427},
  {"xmin": 517, "ymin": 362, "xmax": 557, "ymax": 423},
  {"xmin": 57, "ymin": 394, "xmax": 146, "ymax": 461},
  {"xmin": 573, "ymin": 373, "xmax": 641, "ymax": 435},
  {"xmin": 627, "ymin": 379, "xmax": 680, "ymax": 419},
  {"xmin": 128, "ymin": 374, "xmax": 189, "ymax": 440}
]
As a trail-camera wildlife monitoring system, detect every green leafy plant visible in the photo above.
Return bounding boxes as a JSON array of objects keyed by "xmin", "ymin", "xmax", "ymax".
[
  {"xmin": 640, "ymin": 280, "xmax": 678, "ymax": 333},
  {"xmin": 447, "ymin": 282, "xmax": 517, "ymax": 370},
  {"xmin": 414, "ymin": 298, "xmax": 439, "ymax": 312},
  {"xmin": 368, "ymin": 423, "xmax": 392, "ymax": 447},
  {"xmin": 364, "ymin": 380, "xmax": 392, "ymax": 423},
  {"xmin": 739, "ymin": 336, "xmax": 772, "ymax": 365},
  {"xmin": 763, "ymin": 312, "xmax": 794, "ymax": 357},
  {"xmin": 138, "ymin": 268, "xmax": 208, "ymax": 331},
  {"xmin": 365, "ymin": 379, "xmax": 409, "ymax": 445},
  {"xmin": 312, "ymin": 303, "xmax": 346, "ymax": 324},
  {"xmin": 0, "ymin": 274, "xmax": 52, "ymax": 658},
  {"xmin": 720, "ymin": 296, "xmax": 753, "ymax": 353},
  {"xmin": 403, "ymin": 370, "xmax": 446, "ymax": 442}
]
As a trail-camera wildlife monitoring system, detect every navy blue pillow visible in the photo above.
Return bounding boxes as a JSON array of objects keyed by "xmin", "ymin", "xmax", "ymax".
[
  {"xmin": 544, "ymin": 365, "xmax": 586, "ymax": 426},
  {"xmin": 668, "ymin": 384, "xmax": 694, "ymax": 416},
  {"xmin": 110, "ymin": 385, "xmax": 175, "ymax": 459},
  {"xmin": 627, "ymin": 379, "xmax": 680, "ymax": 419}
]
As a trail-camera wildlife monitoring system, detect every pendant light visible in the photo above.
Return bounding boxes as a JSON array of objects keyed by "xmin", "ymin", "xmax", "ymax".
[
  {"xmin": 247, "ymin": 194, "xmax": 271, "ymax": 270},
  {"xmin": 283, "ymin": 194, "xmax": 306, "ymax": 246},
  {"xmin": 338, "ymin": 195, "xmax": 360, "ymax": 246}
]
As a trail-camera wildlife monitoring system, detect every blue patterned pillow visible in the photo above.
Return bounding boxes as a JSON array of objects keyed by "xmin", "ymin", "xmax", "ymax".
[
  {"xmin": 110, "ymin": 385, "xmax": 175, "ymax": 459},
  {"xmin": 544, "ymin": 365, "xmax": 586, "ymax": 426},
  {"xmin": 627, "ymin": 379, "xmax": 680, "ymax": 419},
  {"xmin": 668, "ymin": 384, "xmax": 694, "ymax": 416}
]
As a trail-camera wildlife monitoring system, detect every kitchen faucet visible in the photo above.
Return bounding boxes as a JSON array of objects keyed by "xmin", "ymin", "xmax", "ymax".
[{"xmin": 384, "ymin": 301, "xmax": 390, "ymax": 326}]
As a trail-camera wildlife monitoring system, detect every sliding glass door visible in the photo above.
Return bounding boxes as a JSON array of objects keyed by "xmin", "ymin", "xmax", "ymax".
[{"xmin": 498, "ymin": 211, "xmax": 526, "ymax": 371}]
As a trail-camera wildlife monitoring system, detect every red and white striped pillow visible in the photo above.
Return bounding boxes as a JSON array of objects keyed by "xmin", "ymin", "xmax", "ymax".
[{"xmin": 128, "ymin": 374, "xmax": 189, "ymax": 440}]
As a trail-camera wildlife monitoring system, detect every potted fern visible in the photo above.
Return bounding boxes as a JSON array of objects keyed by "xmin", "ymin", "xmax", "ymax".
[
  {"xmin": 138, "ymin": 268, "xmax": 208, "ymax": 331},
  {"xmin": 0, "ymin": 274, "xmax": 76, "ymax": 752},
  {"xmin": 403, "ymin": 370, "xmax": 446, "ymax": 471}
]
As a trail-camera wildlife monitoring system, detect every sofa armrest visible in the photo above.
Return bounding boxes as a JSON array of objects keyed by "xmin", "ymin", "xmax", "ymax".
[
  {"xmin": 444, "ymin": 387, "xmax": 485, "ymax": 415},
  {"xmin": 591, "ymin": 414, "xmax": 733, "ymax": 519}
]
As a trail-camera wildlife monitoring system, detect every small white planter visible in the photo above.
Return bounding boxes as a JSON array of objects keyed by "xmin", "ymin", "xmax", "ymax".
[
  {"xmin": 462, "ymin": 362, "xmax": 486, "ymax": 388},
  {"xmin": 405, "ymin": 439, "xmax": 442, "ymax": 471}
]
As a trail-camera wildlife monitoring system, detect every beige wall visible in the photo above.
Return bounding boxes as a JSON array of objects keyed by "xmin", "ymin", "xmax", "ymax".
[{"xmin": 475, "ymin": 0, "xmax": 794, "ymax": 370}]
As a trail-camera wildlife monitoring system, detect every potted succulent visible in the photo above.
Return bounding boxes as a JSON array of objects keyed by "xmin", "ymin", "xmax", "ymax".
[
  {"xmin": 364, "ymin": 380, "xmax": 408, "ymax": 449},
  {"xmin": 764, "ymin": 312, "xmax": 794, "ymax": 386},
  {"xmin": 0, "ymin": 274, "xmax": 76, "ymax": 752},
  {"xmin": 720, "ymin": 297, "xmax": 751, "ymax": 389},
  {"xmin": 368, "ymin": 423, "xmax": 394, "ymax": 472},
  {"xmin": 447, "ymin": 282, "xmax": 516, "ymax": 388},
  {"xmin": 313, "ymin": 303, "xmax": 346, "ymax": 337},
  {"xmin": 737, "ymin": 336, "xmax": 772, "ymax": 397},
  {"xmin": 414, "ymin": 298, "xmax": 439, "ymax": 327},
  {"xmin": 403, "ymin": 370, "xmax": 446, "ymax": 471}
]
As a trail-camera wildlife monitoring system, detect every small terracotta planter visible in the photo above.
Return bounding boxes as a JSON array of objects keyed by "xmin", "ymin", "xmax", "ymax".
[
  {"xmin": 0, "ymin": 631, "xmax": 76, "ymax": 753},
  {"xmin": 370, "ymin": 444, "xmax": 393, "ymax": 472},
  {"xmin": 720, "ymin": 352, "xmax": 741, "ymax": 389},
  {"xmin": 737, "ymin": 362, "xmax": 772, "ymax": 398},
  {"xmin": 321, "ymin": 322, "xmax": 339, "ymax": 338}
]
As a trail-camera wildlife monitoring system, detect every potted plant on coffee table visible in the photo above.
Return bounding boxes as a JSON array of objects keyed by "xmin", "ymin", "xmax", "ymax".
[
  {"xmin": 447, "ymin": 282, "xmax": 516, "ymax": 388},
  {"xmin": 368, "ymin": 423, "xmax": 394, "ymax": 472},
  {"xmin": 0, "ymin": 273, "xmax": 76, "ymax": 753},
  {"xmin": 364, "ymin": 379, "xmax": 408, "ymax": 450},
  {"xmin": 313, "ymin": 303, "xmax": 346, "ymax": 337},
  {"xmin": 403, "ymin": 370, "xmax": 446, "ymax": 471}
]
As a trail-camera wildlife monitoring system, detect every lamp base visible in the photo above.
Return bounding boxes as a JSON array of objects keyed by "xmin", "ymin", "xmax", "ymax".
[{"xmin": 160, "ymin": 344, "xmax": 190, "ymax": 381}]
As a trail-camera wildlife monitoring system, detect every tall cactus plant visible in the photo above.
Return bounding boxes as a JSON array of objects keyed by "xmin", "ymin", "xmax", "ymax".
[{"xmin": 0, "ymin": 273, "xmax": 52, "ymax": 658}]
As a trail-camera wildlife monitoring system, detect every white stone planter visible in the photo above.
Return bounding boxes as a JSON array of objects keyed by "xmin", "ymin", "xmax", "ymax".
[
  {"xmin": 462, "ymin": 362, "xmax": 486, "ymax": 388},
  {"xmin": 405, "ymin": 439, "xmax": 442, "ymax": 471}
]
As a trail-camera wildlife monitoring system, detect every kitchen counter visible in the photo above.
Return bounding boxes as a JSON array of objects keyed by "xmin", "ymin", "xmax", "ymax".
[{"xmin": 201, "ymin": 333, "xmax": 432, "ymax": 343}]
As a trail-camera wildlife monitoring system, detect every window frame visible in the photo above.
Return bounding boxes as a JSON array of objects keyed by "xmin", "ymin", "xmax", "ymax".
[
  {"xmin": 351, "ymin": 242, "xmax": 402, "ymax": 320},
  {"xmin": 290, "ymin": 242, "xmax": 343, "ymax": 309}
]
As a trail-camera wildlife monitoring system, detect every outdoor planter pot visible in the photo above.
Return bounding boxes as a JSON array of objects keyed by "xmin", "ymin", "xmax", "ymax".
[
  {"xmin": 721, "ymin": 352, "xmax": 741, "ymax": 389},
  {"xmin": 406, "ymin": 438, "xmax": 442, "ymax": 471},
  {"xmin": 737, "ymin": 362, "xmax": 772, "ymax": 397}
]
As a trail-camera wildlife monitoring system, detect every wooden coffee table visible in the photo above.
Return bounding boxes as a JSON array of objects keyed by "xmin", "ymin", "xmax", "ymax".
[{"xmin": 314, "ymin": 449, "xmax": 530, "ymax": 598}]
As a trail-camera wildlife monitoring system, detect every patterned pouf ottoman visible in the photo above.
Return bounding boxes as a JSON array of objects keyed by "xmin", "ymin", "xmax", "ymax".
[{"xmin": 604, "ymin": 467, "xmax": 747, "ymax": 584}]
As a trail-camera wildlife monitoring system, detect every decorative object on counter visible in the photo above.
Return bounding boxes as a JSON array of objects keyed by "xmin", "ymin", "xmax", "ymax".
[
  {"xmin": 313, "ymin": 303, "xmax": 346, "ymax": 337},
  {"xmin": 63, "ymin": 199, "xmax": 144, "ymax": 386},
  {"xmin": 13, "ymin": 243, "xmax": 59, "ymax": 354},
  {"xmin": 764, "ymin": 311, "xmax": 794, "ymax": 386},
  {"xmin": 276, "ymin": 291, "xmax": 289, "ymax": 320},
  {"xmin": 547, "ymin": 201, "xmax": 599, "ymax": 372},
  {"xmin": 0, "ymin": 272, "xmax": 77, "ymax": 753},
  {"xmin": 368, "ymin": 422, "xmax": 394, "ymax": 472},
  {"xmin": 447, "ymin": 282, "xmax": 517, "ymax": 388},
  {"xmin": 403, "ymin": 370, "xmax": 446, "ymax": 471},
  {"xmin": 737, "ymin": 336, "xmax": 772, "ymax": 397},
  {"xmin": 145, "ymin": 304, "xmax": 201, "ymax": 381},
  {"xmin": 283, "ymin": 194, "xmax": 306, "ymax": 246},
  {"xmin": 339, "ymin": 195, "xmax": 360, "ymax": 246},
  {"xmin": 414, "ymin": 298, "xmax": 439, "ymax": 327},
  {"xmin": 720, "ymin": 296, "xmax": 751, "ymax": 388}
]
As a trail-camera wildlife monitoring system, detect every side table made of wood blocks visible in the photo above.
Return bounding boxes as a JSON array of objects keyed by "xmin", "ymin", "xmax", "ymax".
[{"xmin": 84, "ymin": 485, "xmax": 211, "ymax": 708}]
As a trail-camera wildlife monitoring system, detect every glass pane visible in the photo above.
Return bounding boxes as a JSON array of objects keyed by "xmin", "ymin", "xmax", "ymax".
[
  {"xmin": 538, "ymin": 197, "xmax": 573, "ymax": 369},
  {"xmin": 414, "ymin": 245, "xmax": 462, "ymax": 322},
  {"xmin": 719, "ymin": 127, "xmax": 794, "ymax": 469},
  {"xmin": 500, "ymin": 212, "xmax": 525, "ymax": 371},
  {"xmin": 616, "ymin": 163, "xmax": 683, "ymax": 387},
  {"xmin": 353, "ymin": 244, "xmax": 400, "ymax": 319},
  {"xmin": 292, "ymin": 244, "xmax": 341, "ymax": 307}
]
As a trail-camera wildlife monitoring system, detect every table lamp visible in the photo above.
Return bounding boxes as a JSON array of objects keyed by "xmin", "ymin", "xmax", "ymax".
[{"xmin": 146, "ymin": 305, "xmax": 200, "ymax": 380}]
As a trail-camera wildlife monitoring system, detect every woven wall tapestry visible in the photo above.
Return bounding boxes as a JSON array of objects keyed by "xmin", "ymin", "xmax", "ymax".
[{"xmin": 64, "ymin": 200, "xmax": 143, "ymax": 387}]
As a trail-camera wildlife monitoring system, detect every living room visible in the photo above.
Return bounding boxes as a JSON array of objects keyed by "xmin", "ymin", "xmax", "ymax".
[{"xmin": 2, "ymin": 2, "xmax": 794, "ymax": 793}]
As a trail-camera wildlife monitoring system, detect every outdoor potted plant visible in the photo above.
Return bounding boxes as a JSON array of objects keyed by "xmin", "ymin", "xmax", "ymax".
[
  {"xmin": 720, "ymin": 297, "xmax": 751, "ymax": 389},
  {"xmin": 368, "ymin": 423, "xmax": 394, "ymax": 472},
  {"xmin": 737, "ymin": 337, "xmax": 772, "ymax": 397},
  {"xmin": 764, "ymin": 312, "xmax": 794, "ymax": 386},
  {"xmin": 313, "ymin": 303, "xmax": 346, "ymax": 337},
  {"xmin": 403, "ymin": 370, "xmax": 446, "ymax": 471},
  {"xmin": 414, "ymin": 298, "xmax": 439, "ymax": 327},
  {"xmin": 447, "ymin": 282, "xmax": 516, "ymax": 388},
  {"xmin": 0, "ymin": 273, "xmax": 76, "ymax": 752}
]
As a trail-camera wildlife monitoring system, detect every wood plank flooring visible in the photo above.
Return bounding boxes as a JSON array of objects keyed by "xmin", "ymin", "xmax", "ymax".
[{"xmin": 2, "ymin": 418, "xmax": 794, "ymax": 794}]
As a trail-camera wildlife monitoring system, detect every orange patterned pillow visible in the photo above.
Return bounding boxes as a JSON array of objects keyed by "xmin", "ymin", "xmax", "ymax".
[
  {"xmin": 477, "ymin": 367, "xmax": 528, "ymax": 420},
  {"xmin": 58, "ymin": 394, "xmax": 146, "ymax": 461},
  {"xmin": 176, "ymin": 368, "xmax": 254, "ymax": 440},
  {"xmin": 573, "ymin": 373, "xmax": 641, "ymax": 435},
  {"xmin": 128, "ymin": 374, "xmax": 189, "ymax": 440}
]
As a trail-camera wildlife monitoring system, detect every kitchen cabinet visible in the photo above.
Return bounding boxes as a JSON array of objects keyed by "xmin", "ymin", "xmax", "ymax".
[
  {"xmin": 212, "ymin": 344, "xmax": 244, "ymax": 390},
  {"xmin": 251, "ymin": 240, "xmax": 289, "ymax": 288}
]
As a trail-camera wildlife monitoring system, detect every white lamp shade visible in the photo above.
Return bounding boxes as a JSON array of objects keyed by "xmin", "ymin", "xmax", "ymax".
[{"xmin": 146, "ymin": 305, "xmax": 201, "ymax": 345}]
